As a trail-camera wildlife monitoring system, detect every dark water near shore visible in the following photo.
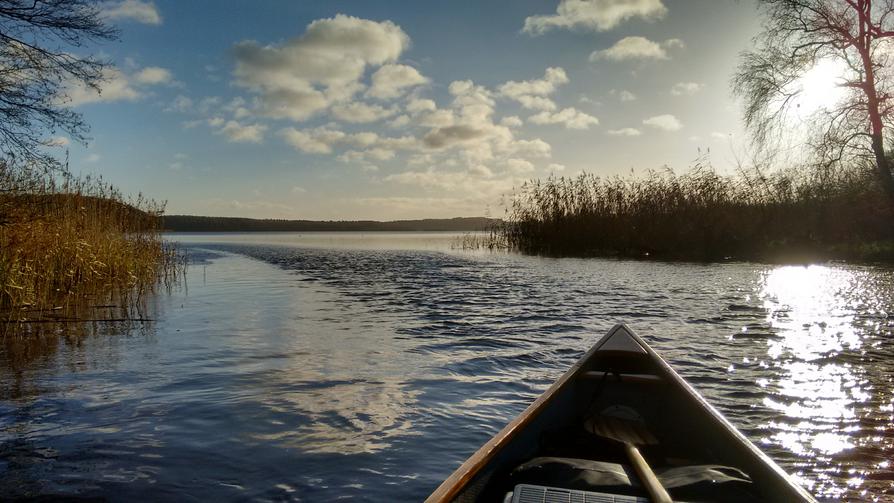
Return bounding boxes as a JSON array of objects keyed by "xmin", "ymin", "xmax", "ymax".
[{"xmin": 2, "ymin": 232, "xmax": 893, "ymax": 501}]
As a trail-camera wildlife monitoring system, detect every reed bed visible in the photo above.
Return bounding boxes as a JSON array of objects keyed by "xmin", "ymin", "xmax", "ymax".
[
  {"xmin": 499, "ymin": 161, "xmax": 894, "ymax": 262},
  {"xmin": 0, "ymin": 165, "xmax": 182, "ymax": 326}
]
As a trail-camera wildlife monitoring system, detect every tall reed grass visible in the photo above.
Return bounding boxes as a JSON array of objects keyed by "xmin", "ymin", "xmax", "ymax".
[
  {"xmin": 500, "ymin": 160, "xmax": 894, "ymax": 261},
  {"xmin": 0, "ymin": 163, "xmax": 182, "ymax": 325}
]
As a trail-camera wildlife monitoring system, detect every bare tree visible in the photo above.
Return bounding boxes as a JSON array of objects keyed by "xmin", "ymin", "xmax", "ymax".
[
  {"xmin": 0, "ymin": 0, "xmax": 116, "ymax": 171},
  {"xmin": 734, "ymin": 0, "xmax": 894, "ymax": 200}
]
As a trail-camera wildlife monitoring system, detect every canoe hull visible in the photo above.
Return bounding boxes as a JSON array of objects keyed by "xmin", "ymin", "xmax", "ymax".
[{"xmin": 426, "ymin": 324, "xmax": 816, "ymax": 503}]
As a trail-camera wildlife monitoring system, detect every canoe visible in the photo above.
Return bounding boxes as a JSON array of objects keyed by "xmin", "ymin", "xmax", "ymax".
[{"xmin": 426, "ymin": 324, "xmax": 816, "ymax": 503}]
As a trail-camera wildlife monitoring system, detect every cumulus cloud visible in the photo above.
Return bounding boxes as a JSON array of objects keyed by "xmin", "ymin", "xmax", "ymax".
[
  {"xmin": 643, "ymin": 114, "xmax": 683, "ymax": 131},
  {"xmin": 65, "ymin": 65, "xmax": 175, "ymax": 106},
  {"xmin": 280, "ymin": 126, "xmax": 415, "ymax": 156},
  {"xmin": 46, "ymin": 136, "xmax": 70, "ymax": 147},
  {"xmin": 101, "ymin": 0, "xmax": 162, "ymax": 25},
  {"xmin": 406, "ymin": 98, "xmax": 437, "ymax": 114},
  {"xmin": 66, "ymin": 68, "xmax": 141, "ymax": 106},
  {"xmin": 368, "ymin": 64, "xmax": 429, "ymax": 99},
  {"xmin": 280, "ymin": 127, "xmax": 344, "ymax": 154},
  {"xmin": 423, "ymin": 125, "xmax": 488, "ymax": 149},
  {"xmin": 499, "ymin": 67, "xmax": 569, "ymax": 111},
  {"xmin": 218, "ymin": 121, "xmax": 267, "ymax": 143},
  {"xmin": 611, "ymin": 89, "xmax": 637, "ymax": 101},
  {"xmin": 133, "ymin": 66, "xmax": 173, "ymax": 85},
  {"xmin": 388, "ymin": 114, "xmax": 411, "ymax": 128},
  {"xmin": 166, "ymin": 95, "xmax": 193, "ymax": 113},
  {"xmin": 523, "ymin": 0, "xmax": 667, "ymax": 34},
  {"xmin": 529, "ymin": 107, "xmax": 599, "ymax": 129},
  {"xmin": 590, "ymin": 36, "xmax": 681, "ymax": 61},
  {"xmin": 670, "ymin": 82, "xmax": 704, "ymax": 96},
  {"xmin": 232, "ymin": 14, "xmax": 410, "ymax": 121},
  {"xmin": 607, "ymin": 127, "xmax": 642, "ymax": 136},
  {"xmin": 511, "ymin": 139, "xmax": 552, "ymax": 158},
  {"xmin": 500, "ymin": 115, "xmax": 524, "ymax": 128},
  {"xmin": 505, "ymin": 158, "xmax": 535, "ymax": 174},
  {"xmin": 331, "ymin": 102, "xmax": 397, "ymax": 123}
]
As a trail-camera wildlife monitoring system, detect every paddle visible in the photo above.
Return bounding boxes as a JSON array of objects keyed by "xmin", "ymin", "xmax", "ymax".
[{"xmin": 586, "ymin": 414, "xmax": 673, "ymax": 503}]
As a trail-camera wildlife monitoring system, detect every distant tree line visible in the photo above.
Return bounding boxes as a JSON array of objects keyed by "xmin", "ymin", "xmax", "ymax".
[{"xmin": 163, "ymin": 215, "xmax": 501, "ymax": 232}]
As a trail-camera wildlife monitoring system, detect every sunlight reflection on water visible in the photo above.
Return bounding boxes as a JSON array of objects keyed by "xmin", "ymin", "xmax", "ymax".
[{"xmin": 758, "ymin": 265, "xmax": 886, "ymax": 499}]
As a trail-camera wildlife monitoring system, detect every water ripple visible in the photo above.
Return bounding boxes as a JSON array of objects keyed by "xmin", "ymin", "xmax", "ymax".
[{"xmin": 1, "ymin": 236, "xmax": 893, "ymax": 501}]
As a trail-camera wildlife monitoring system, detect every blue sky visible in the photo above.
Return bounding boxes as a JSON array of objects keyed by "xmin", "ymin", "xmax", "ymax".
[{"xmin": 61, "ymin": 0, "xmax": 764, "ymax": 220}]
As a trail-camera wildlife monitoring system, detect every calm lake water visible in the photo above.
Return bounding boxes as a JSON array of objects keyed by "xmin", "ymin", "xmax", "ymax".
[{"xmin": 2, "ymin": 232, "xmax": 893, "ymax": 501}]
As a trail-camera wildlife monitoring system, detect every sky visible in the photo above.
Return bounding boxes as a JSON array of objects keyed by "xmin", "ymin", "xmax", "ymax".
[{"xmin": 58, "ymin": 0, "xmax": 767, "ymax": 220}]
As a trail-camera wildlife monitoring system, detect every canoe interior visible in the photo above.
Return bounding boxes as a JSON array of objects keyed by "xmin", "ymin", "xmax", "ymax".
[{"xmin": 428, "ymin": 324, "xmax": 815, "ymax": 503}]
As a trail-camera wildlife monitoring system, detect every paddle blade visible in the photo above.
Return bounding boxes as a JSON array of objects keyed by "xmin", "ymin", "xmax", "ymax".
[{"xmin": 587, "ymin": 415, "xmax": 658, "ymax": 446}]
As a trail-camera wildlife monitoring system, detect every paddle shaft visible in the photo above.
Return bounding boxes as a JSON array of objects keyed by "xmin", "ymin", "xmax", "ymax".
[{"xmin": 623, "ymin": 442, "xmax": 673, "ymax": 503}]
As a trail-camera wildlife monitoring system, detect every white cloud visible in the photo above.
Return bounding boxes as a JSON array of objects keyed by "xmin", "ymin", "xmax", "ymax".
[
  {"xmin": 671, "ymin": 82, "xmax": 703, "ymax": 96},
  {"xmin": 590, "ymin": 36, "xmax": 675, "ymax": 61},
  {"xmin": 529, "ymin": 107, "xmax": 599, "ymax": 129},
  {"xmin": 501, "ymin": 116, "xmax": 524, "ymax": 128},
  {"xmin": 548, "ymin": 163, "xmax": 566, "ymax": 172},
  {"xmin": 85, "ymin": 153, "xmax": 101, "ymax": 163},
  {"xmin": 166, "ymin": 95, "xmax": 193, "ymax": 113},
  {"xmin": 368, "ymin": 64, "xmax": 429, "ymax": 99},
  {"xmin": 280, "ymin": 127, "xmax": 342, "ymax": 154},
  {"xmin": 505, "ymin": 158, "xmax": 535, "ymax": 174},
  {"xmin": 331, "ymin": 102, "xmax": 397, "ymax": 123},
  {"xmin": 232, "ymin": 14, "xmax": 409, "ymax": 122},
  {"xmin": 388, "ymin": 114, "xmax": 411, "ymax": 128},
  {"xmin": 101, "ymin": 0, "xmax": 162, "ymax": 25},
  {"xmin": 711, "ymin": 131, "xmax": 731, "ymax": 140},
  {"xmin": 280, "ymin": 126, "xmax": 414, "ymax": 156},
  {"xmin": 46, "ymin": 136, "xmax": 70, "ymax": 147},
  {"xmin": 611, "ymin": 89, "xmax": 637, "ymax": 102},
  {"xmin": 291, "ymin": 186, "xmax": 307, "ymax": 194},
  {"xmin": 663, "ymin": 38, "xmax": 685, "ymax": 49},
  {"xmin": 134, "ymin": 66, "xmax": 173, "ymax": 85},
  {"xmin": 65, "ymin": 65, "xmax": 174, "ymax": 106},
  {"xmin": 523, "ymin": 0, "xmax": 667, "ymax": 34},
  {"xmin": 406, "ymin": 98, "xmax": 437, "ymax": 114},
  {"xmin": 218, "ymin": 121, "xmax": 267, "ymax": 143},
  {"xmin": 607, "ymin": 127, "xmax": 642, "ymax": 136},
  {"xmin": 423, "ymin": 125, "xmax": 489, "ymax": 149},
  {"xmin": 499, "ymin": 67, "xmax": 569, "ymax": 111},
  {"xmin": 66, "ymin": 68, "xmax": 141, "ymax": 106},
  {"xmin": 643, "ymin": 114, "xmax": 683, "ymax": 131},
  {"xmin": 511, "ymin": 139, "xmax": 552, "ymax": 158}
]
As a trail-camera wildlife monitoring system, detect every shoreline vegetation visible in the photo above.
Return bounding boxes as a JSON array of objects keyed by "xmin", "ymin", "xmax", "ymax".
[
  {"xmin": 0, "ymin": 167, "xmax": 182, "ymax": 327},
  {"xmin": 494, "ymin": 161, "xmax": 894, "ymax": 263}
]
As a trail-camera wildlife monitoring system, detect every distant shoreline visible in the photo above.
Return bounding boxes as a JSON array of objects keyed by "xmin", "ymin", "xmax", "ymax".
[{"xmin": 162, "ymin": 215, "xmax": 501, "ymax": 233}]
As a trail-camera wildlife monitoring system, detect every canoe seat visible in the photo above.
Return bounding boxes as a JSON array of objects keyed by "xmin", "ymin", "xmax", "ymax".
[{"xmin": 507, "ymin": 457, "xmax": 758, "ymax": 502}]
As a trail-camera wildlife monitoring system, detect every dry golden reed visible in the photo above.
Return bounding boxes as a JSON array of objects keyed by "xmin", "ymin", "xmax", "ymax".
[
  {"xmin": 0, "ymin": 166, "xmax": 181, "ymax": 325},
  {"xmin": 499, "ymin": 160, "xmax": 894, "ymax": 261}
]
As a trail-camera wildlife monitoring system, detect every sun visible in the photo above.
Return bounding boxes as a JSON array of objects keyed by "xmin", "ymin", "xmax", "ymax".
[{"xmin": 788, "ymin": 58, "xmax": 850, "ymax": 119}]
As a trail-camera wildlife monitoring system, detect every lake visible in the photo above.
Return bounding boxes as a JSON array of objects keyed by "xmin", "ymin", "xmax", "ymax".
[{"xmin": 1, "ymin": 232, "xmax": 892, "ymax": 501}]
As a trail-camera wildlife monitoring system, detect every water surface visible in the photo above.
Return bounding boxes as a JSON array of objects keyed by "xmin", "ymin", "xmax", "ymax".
[{"xmin": 2, "ymin": 232, "xmax": 892, "ymax": 501}]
